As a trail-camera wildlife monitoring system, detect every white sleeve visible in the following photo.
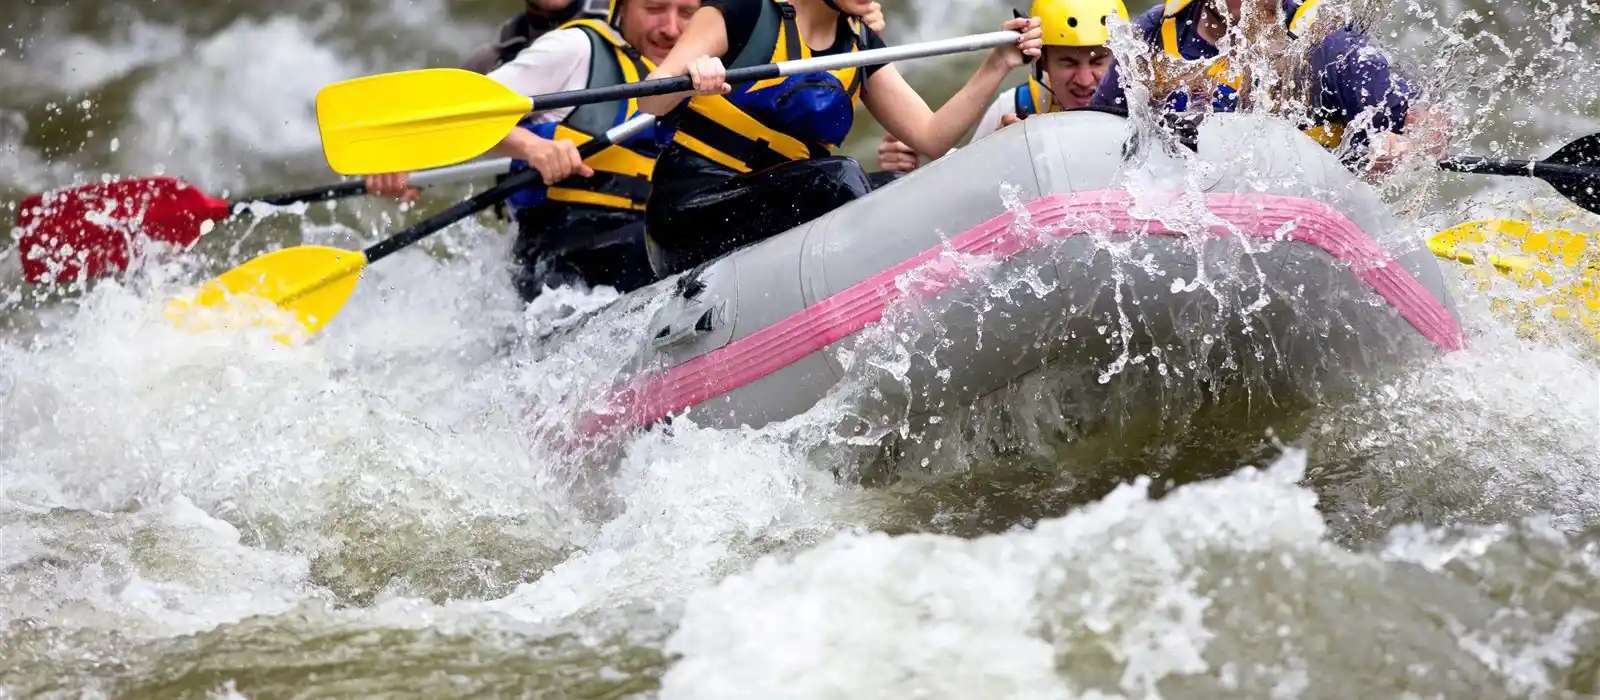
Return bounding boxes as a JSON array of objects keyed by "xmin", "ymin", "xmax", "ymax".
[
  {"xmin": 486, "ymin": 28, "xmax": 594, "ymax": 125},
  {"xmin": 969, "ymin": 93, "xmax": 1018, "ymax": 143}
]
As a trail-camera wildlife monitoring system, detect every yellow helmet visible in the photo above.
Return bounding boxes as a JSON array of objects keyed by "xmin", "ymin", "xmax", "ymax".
[{"xmin": 1030, "ymin": 0, "xmax": 1130, "ymax": 47}]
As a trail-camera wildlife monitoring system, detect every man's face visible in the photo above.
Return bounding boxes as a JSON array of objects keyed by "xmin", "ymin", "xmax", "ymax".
[
  {"xmin": 1044, "ymin": 45, "xmax": 1112, "ymax": 108},
  {"xmin": 618, "ymin": 0, "xmax": 700, "ymax": 64}
]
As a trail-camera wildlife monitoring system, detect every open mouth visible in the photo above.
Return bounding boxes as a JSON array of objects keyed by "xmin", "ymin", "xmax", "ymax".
[{"xmin": 1062, "ymin": 86, "xmax": 1096, "ymax": 104}]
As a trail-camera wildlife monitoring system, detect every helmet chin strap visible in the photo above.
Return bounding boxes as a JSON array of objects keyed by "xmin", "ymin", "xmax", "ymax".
[{"xmin": 818, "ymin": 0, "xmax": 846, "ymax": 14}]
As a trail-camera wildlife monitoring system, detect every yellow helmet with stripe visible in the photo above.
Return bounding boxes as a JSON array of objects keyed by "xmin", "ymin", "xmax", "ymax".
[{"xmin": 1031, "ymin": 0, "xmax": 1130, "ymax": 47}]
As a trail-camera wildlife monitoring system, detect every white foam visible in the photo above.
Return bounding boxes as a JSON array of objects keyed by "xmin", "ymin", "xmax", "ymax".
[
  {"xmin": 123, "ymin": 15, "xmax": 362, "ymax": 188},
  {"xmin": 3, "ymin": 0, "xmax": 1600, "ymax": 695},
  {"xmin": 659, "ymin": 450, "xmax": 1322, "ymax": 699}
]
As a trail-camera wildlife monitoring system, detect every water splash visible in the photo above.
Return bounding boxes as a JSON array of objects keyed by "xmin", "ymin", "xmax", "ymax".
[{"xmin": 3, "ymin": 0, "xmax": 1600, "ymax": 696}]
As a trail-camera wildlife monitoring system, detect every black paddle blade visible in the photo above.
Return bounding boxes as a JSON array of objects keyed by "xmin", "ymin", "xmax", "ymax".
[
  {"xmin": 1546, "ymin": 132, "xmax": 1600, "ymax": 167},
  {"xmin": 1542, "ymin": 132, "xmax": 1600, "ymax": 215}
]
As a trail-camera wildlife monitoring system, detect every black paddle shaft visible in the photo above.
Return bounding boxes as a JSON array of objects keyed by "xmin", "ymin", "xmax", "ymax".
[
  {"xmin": 530, "ymin": 66, "xmax": 778, "ymax": 113},
  {"xmin": 1437, "ymin": 132, "xmax": 1600, "ymax": 215},
  {"xmin": 218, "ymin": 180, "xmax": 370, "ymax": 221},
  {"xmin": 250, "ymin": 180, "xmax": 370, "ymax": 208},
  {"xmin": 359, "ymin": 133, "xmax": 624, "ymax": 265}
]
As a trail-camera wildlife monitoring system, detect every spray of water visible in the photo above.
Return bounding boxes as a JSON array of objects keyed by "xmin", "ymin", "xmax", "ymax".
[{"xmin": 1, "ymin": 0, "xmax": 1599, "ymax": 696}]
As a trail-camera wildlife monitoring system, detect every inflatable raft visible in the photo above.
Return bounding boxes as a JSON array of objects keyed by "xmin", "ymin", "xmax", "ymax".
[{"xmin": 560, "ymin": 110, "xmax": 1463, "ymax": 441}]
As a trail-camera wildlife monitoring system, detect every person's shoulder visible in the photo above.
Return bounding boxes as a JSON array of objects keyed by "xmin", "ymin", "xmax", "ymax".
[
  {"xmin": 532, "ymin": 25, "xmax": 597, "ymax": 48},
  {"xmin": 496, "ymin": 26, "xmax": 594, "ymax": 70},
  {"xmin": 1129, "ymin": 2, "xmax": 1167, "ymax": 31},
  {"xmin": 1312, "ymin": 27, "xmax": 1391, "ymax": 65}
]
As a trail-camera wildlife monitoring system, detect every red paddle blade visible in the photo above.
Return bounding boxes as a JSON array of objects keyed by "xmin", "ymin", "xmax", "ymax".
[{"xmin": 15, "ymin": 177, "xmax": 233, "ymax": 285}]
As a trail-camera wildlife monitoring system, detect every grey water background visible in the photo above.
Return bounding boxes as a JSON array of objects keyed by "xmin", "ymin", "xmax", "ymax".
[{"xmin": 1, "ymin": 0, "xmax": 1600, "ymax": 697}]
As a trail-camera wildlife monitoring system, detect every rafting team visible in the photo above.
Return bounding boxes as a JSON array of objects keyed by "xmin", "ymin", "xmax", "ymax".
[{"xmin": 363, "ymin": 0, "xmax": 1451, "ymax": 304}]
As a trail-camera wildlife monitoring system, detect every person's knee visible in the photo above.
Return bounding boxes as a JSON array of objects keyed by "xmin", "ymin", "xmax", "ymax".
[{"xmin": 810, "ymin": 156, "xmax": 873, "ymax": 196}]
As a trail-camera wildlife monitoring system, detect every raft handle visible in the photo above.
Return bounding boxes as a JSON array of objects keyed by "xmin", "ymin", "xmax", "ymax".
[{"xmin": 651, "ymin": 307, "xmax": 720, "ymax": 349}]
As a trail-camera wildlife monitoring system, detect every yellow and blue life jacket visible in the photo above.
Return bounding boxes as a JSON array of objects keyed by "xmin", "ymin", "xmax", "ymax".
[
  {"xmin": 508, "ymin": 19, "xmax": 662, "ymax": 212},
  {"xmin": 669, "ymin": 0, "xmax": 868, "ymax": 174},
  {"xmin": 1156, "ymin": 0, "xmax": 1343, "ymax": 148},
  {"xmin": 1013, "ymin": 76, "xmax": 1064, "ymax": 119}
]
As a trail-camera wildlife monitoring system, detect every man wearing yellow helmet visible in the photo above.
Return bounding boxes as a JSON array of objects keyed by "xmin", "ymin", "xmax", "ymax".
[
  {"xmin": 972, "ymin": 0, "xmax": 1127, "ymax": 141},
  {"xmin": 873, "ymin": 0, "xmax": 1124, "ymax": 173}
]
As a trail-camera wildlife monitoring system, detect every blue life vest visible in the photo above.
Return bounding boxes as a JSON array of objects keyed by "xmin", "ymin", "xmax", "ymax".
[
  {"xmin": 668, "ymin": 0, "xmax": 868, "ymax": 173},
  {"xmin": 1012, "ymin": 75, "xmax": 1063, "ymax": 119}
]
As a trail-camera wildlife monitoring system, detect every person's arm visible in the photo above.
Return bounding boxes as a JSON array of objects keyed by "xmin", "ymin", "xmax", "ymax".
[
  {"xmin": 1317, "ymin": 31, "xmax": 1451, "ymax": 175},
  {"xmin": 638, "ymin": 6, "xmax": 732, "ymax": 116},
  {"xmin": 1088, "ymin": 8, "xmax": 1160, "ymax": 109},
  {"xmin": 968, "ymin": 93, "xmax": 1016, "ymax": 142},
  {"xmin": 484, "ymin": 31, "xmax": 597, "ymax": 182},
  {"xmin": 859, "ymin": 1, "xmax": 885, "ymax": 32},
  {"xmin": 486, "ymin": 29, "xmax": 590, "ymax": 107},
  {"xmin": 876, "ymin": 134, "xmax": 919, "ymax": 173},
  {"xmin": 365, "ymin": 30, "xmax": 595, "ymax": 195},
  {"xmin": 859, "ymin": 16, "xmax": 1042, "ymax": 158},
  {"xmin": 1089, "ymin": 59, "xmax": 1127, "ymax": 108}
]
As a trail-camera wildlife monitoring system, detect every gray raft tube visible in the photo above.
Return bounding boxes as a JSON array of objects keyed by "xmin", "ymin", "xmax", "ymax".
[{"xmin": 574, "ymin": 111, "xmax": 1461, "ymax": 438}]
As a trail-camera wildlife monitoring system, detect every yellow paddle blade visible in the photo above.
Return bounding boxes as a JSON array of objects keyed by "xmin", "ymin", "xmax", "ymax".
[
  {"xmin": 164, "ymin": 245, "xmax": 369, "ymax": 345},
  {"xmin": 315, "ymin": 68, "xmax": 531, "ymax": 175},
  {"xmin": 1428, "ymin": 217, "xmax": 1600, "ymax": 341}
]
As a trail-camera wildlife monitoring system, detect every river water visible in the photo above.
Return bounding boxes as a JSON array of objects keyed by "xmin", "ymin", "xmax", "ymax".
[{"xmin": 3, "ymin": 0, "xmax": 1600, "ymax": 697}]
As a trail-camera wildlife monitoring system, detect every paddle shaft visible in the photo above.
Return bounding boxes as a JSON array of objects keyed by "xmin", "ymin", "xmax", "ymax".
[
  {"xmin": 525, "ymin": 31, "xmax": 1022, "ymax": 113},
  {"xmin": 238, "ymin": 157, "xmax": 515, "ymax": 210},
  {"xmin": 1438, "ymin": 156, "xmax": 1593, "ymax": 181},
  {"xmin": 362, "ymin": 115, "xmax": 655, "ymax": 265}
]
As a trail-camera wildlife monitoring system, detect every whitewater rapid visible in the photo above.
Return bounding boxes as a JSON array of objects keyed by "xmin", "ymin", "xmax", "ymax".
[{"xmin": 3, "ymin": 0, "xmax": 1600, "ymax": 697}]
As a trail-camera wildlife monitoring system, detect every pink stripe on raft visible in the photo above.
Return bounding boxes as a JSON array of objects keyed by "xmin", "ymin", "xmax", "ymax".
[{"xmin": 578, "ymin": 191, "xmax": 1464, "ymax": 436}]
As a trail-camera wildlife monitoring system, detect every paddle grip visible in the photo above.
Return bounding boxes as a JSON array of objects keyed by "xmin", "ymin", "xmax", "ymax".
[{"xmin": 360, "ymin": 139, "xmax": 616, "ymax": 265}]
